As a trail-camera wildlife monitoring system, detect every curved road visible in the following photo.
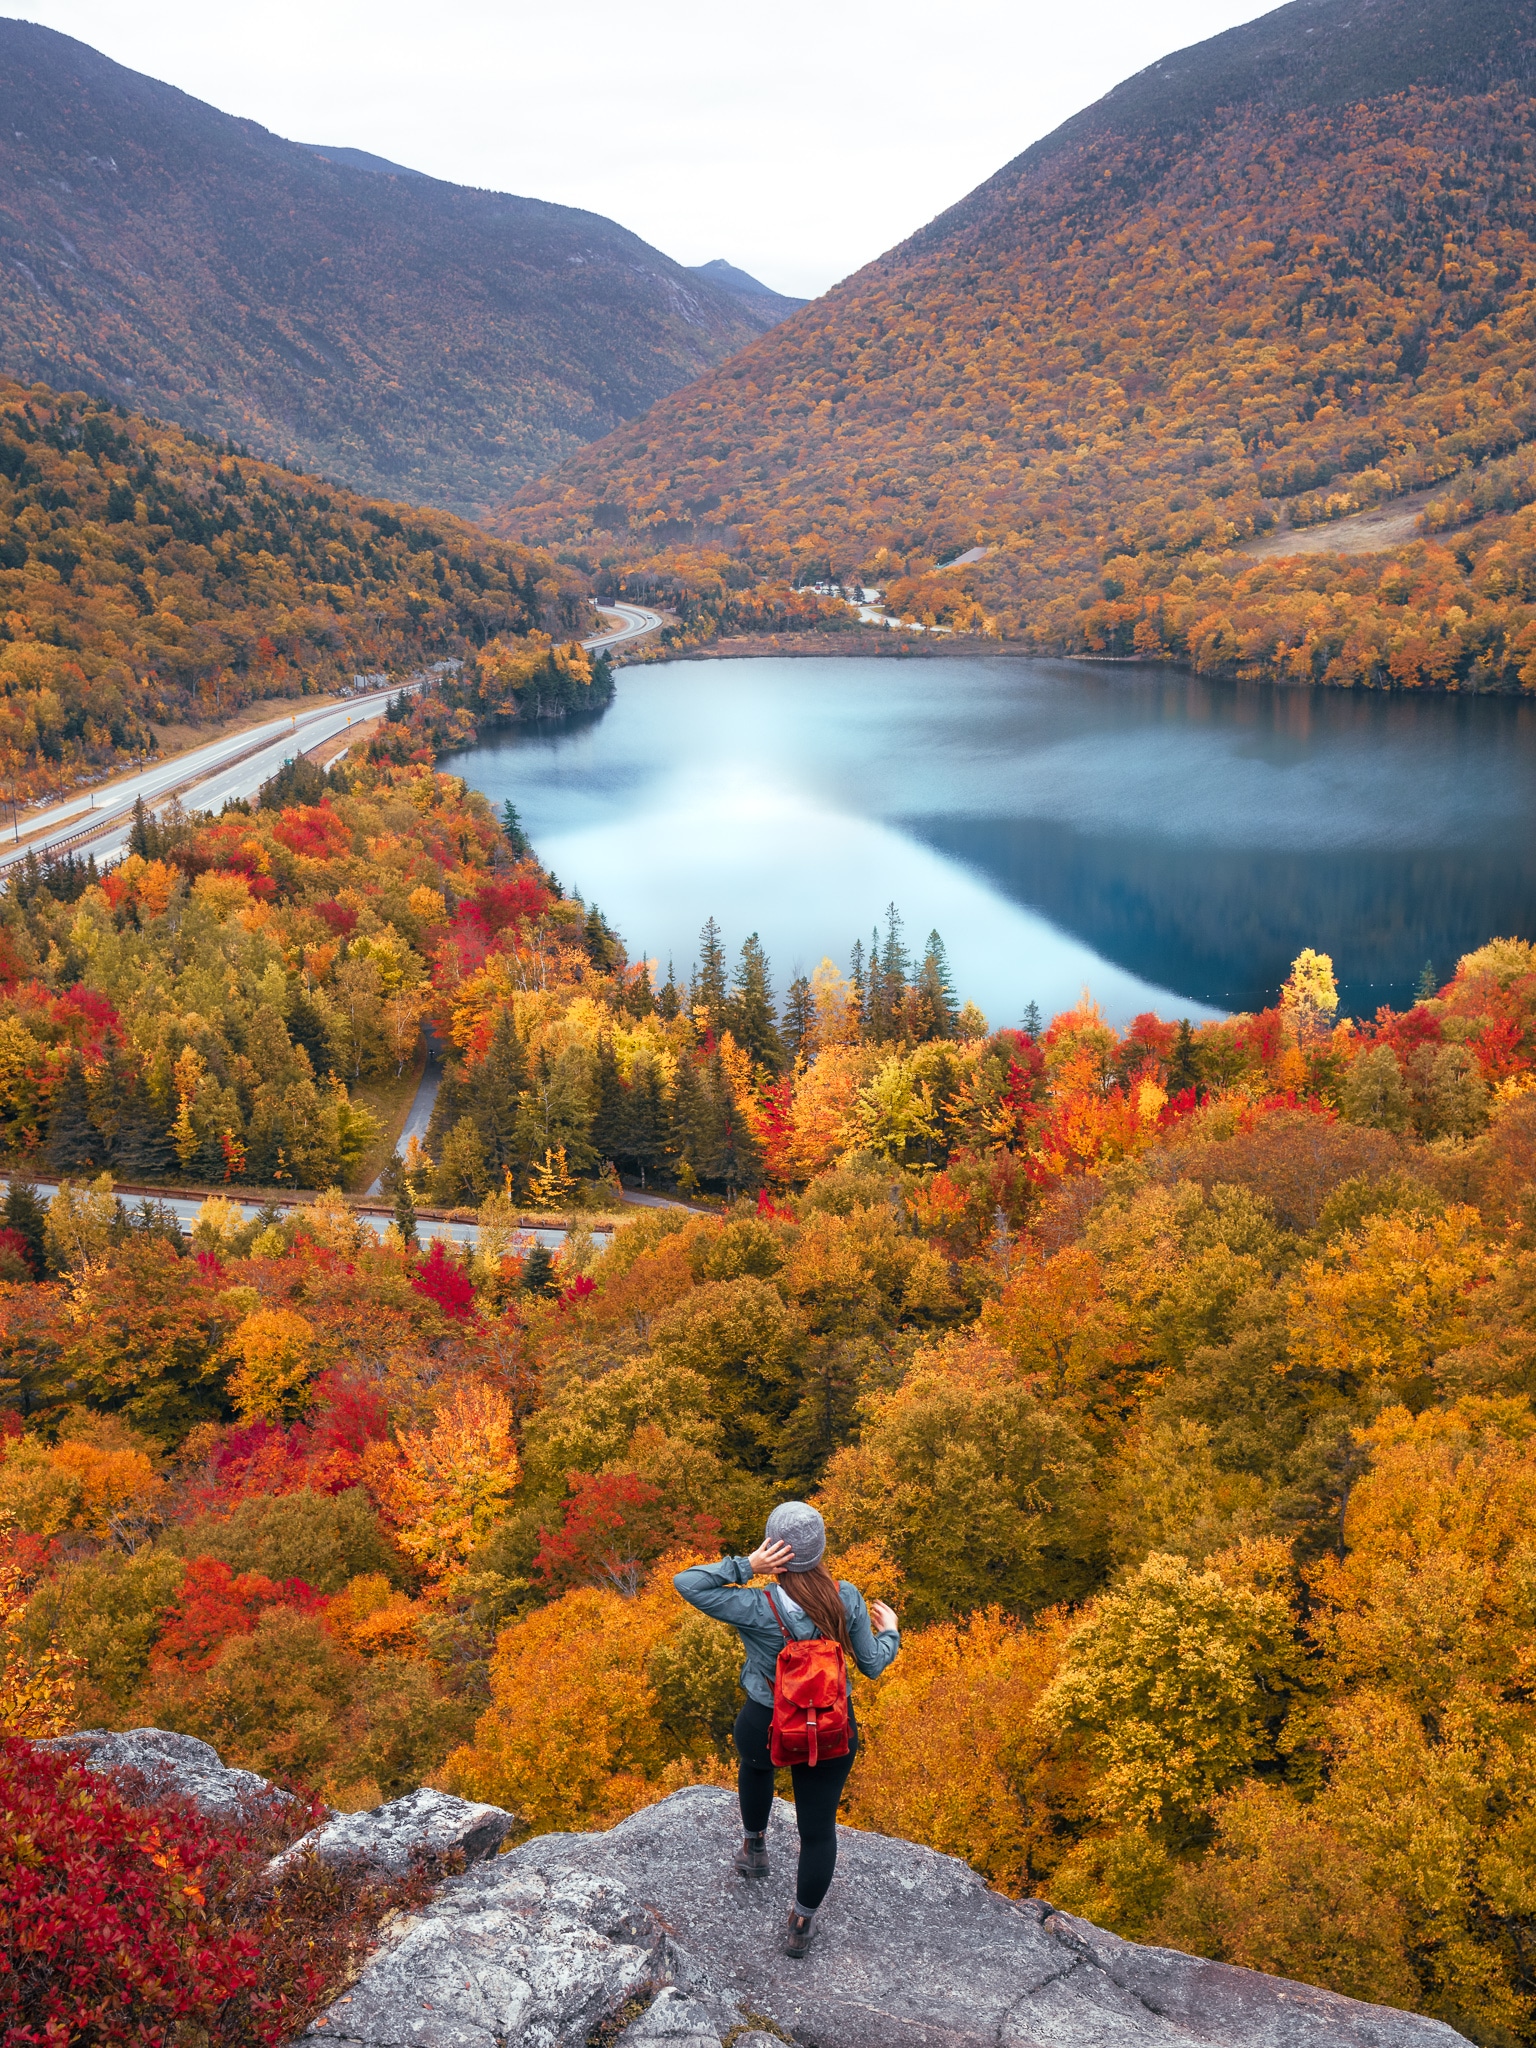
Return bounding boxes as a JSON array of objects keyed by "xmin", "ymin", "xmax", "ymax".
[
  {"xmin": 587, "ymin": 602, "xmax": 663, "ymax": 652},
  {"xmin": 0, "ymin": 607, "xmax": 660, "ymax": 873}
]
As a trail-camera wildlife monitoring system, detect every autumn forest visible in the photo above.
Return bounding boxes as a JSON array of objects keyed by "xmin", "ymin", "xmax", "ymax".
[{"xmin": 6, "ymin": 0, "xmax": 1536, "ymax": 2043}]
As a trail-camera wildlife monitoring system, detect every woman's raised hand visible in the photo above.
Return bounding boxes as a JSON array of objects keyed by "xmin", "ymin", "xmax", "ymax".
[
  {"xmin": 748, "ymin": 1538, "xmax": 796, "ymax": 1577},
  {"xmin": 870, "ymin": 1600, "xmax": 899, "ymax": 1633}
]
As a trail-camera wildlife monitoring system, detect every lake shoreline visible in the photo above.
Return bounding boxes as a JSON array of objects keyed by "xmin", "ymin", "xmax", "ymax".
[{"xmin": 652, "ymin": 628, "xmax": 1536, "ymax": 694}]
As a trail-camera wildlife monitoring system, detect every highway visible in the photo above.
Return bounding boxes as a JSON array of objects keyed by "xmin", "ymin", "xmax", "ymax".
[
  {"xmin": 587, "ymin": 601, "xmax": 663, "ymax": 652},
  {"xmin": 0, "ymin": 676, "xmax": 422, "ymax": 873},
  {"xmin": 0, "ymin": 603, "xmax": 660, "ymax": 873}
]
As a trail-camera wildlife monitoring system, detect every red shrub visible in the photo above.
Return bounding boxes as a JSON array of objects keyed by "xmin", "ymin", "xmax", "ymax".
[
  {"xmin": 410, "ymin": 1238, "xmax": 477, "ymax": 1320},
  {"xmin": 0, "ymin": 1739, "xmax": 443, "ymax": 2046},
  {"xmin": 0, "ymin": 1736, "xmax": 263, "ymax": 2044}
]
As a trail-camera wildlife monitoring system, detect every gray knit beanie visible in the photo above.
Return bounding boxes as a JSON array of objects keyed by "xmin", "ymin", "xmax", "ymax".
[{"xmin": 764, "ymin": 1500, "xmax": 826, "ymax": 1573}]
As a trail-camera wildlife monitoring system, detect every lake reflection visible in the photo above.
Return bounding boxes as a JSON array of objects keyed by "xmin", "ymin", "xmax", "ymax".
[{"xmin": 439, "ymin": 656, "xmax": 1536, "ymax": 1026}]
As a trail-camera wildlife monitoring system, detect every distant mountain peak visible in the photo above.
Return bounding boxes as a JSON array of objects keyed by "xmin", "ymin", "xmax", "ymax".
[{"xmin": 689, "ymin": 258, "xmax": 794, "ymax": 301}]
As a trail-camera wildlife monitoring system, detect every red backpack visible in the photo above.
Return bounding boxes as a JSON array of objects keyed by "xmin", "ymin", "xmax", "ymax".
[{"xmin": 765, "ymin": 1586, "xmax": 851, "ymax": 1768}]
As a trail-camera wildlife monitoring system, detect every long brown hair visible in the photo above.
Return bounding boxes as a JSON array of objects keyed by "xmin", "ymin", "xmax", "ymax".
[{"xmin": 776, "ymin": 1561, "xmax": 853, "ymax": 1656}]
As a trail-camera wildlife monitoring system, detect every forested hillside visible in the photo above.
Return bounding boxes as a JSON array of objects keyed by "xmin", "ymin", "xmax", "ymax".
[
  {"xmin": 2, "ymin": 715, "xmax": 1536, "ymax": 2031},
  {"xmin": 0, "ymin": 21, "xmax": 785, "ymax": 515},
  {"xmin": 0, "ymin": 378, "xmax": 591, "ymax": 793},
  {"xmin": 509, "ymin": 0, "xmax": 1536, "ymax": 692}
]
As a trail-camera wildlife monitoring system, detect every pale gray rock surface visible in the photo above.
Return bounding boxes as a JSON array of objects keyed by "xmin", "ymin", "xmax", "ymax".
[
  {"xmin": 272, "ymin": 1786, "xmax": 515, "ymax": 1876},
  {"xmin": 37, "ymin": 1727, "xmax": 289, "ymax": 1819},
  {"xmin": 507, "ymin": 1785, "xmax": 1472, "ymax": 2048}
]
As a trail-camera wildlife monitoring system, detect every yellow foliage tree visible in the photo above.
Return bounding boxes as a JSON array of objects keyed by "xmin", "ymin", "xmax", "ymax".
[
  {"xmin": 227, "ymin": 1307, "xmax": 316, "ymax": 1423},
  {"xmin": 386, "ymin": 1379, "xmax": 520, "ymax": 1581}
]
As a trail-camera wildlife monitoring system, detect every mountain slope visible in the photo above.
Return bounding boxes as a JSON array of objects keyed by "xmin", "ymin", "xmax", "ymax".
[
  {"xmin": 0, "ymin": 20, "xmax": 789, "ymax": 517},
  {"xmin": 507, "ymin": 0, "xmax": 1536, "ymax": 690},
  {"xmin": 0, "ymin": 376, "xmax": 583, "ymax": 788}
]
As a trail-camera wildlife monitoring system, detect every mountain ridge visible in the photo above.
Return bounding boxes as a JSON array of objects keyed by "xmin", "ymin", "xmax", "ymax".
[
  {"xmin": 0, "ymin": 19, "xmax": 794, "ymax": 516},
  {"xmin": 503, "ymin": 0, "xmax": 1536, "ymax": 694}
]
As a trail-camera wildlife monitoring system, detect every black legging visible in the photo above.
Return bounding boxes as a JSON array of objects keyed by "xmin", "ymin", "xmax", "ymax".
[{"xmin": 734, "ymin": 1698, "xmax": 858, "ymax": 1910}]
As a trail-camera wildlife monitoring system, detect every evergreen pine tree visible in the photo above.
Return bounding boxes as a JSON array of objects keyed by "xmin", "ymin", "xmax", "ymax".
[
  {"xmin": 725, "ymin": 933, "xmax": 785, "ymax": 1073},
  {"xmin": 1168, "ymin": 1019, "xmax": 1199, "ymax": 1095},
  {"xmin": 48, "ymin": 1054, "xmax": 100, "ymax": 1173},
  {"xmin": 879, "ymin": 903, "xmax": 910, "ymax": 1036},
  {"xmin": 128, "ymin": 794, "xmax": 157, "ymax": 860},
  {"xmin": 694, "ymin": 916, "xmax": 729, "ymax": 1030},
  {"xmin": 590, "ymin": 1035, "xmax": 627, "ymax": 1162},
  {"xmin": 783, "ymin": 973, "xmax": 814, "ymax": 1063},
  {"xmin": 522, "ymin": 1243, "xmax": 557, "ymax": 1295},
  {"xmin": 657, "ymin": 960, "xmax": 682, "ymax": 1021},
  {"xmin": 425, "ymin": 1058, "xmax": 470, "ymax": 1159},
  {"xmin": 501, "ymin": 800, "xmax": 532, "ymax": 857},
  {"xmin": 1416, "ymin": 960, "xmax": 1439, "ymax": 1001},
  {"xmin": 667, "ymin": 1053, "xmax": 721, "ymax": 1184},
  {"xmin": 916, "ymin": 929, "xmax": 959, "ymax": 1040},
  {"xmin": 1021, "ymin": 1001, "xmax": 1043, "ymax": 1037},
  {"xmin": 865, "ymin": 925, "xmax": 889, "ymax": 1043},
  {"xmin": 849, "ymin": 938, "xmax": 867, "ymax": 1034},
  {"xmin": 625, "ymin": 961, "xmax": 656, "ymax": 1019},
  {"xmin": 584, "ymin": 904, "xmax": 621, "ymax": 971},
  {"xmin": 394, "ymin": 1174, "xmax": 419, "ymax": 1249},
  {"xmin": 2, "ymin": 1178, "xmax": 47, "ymax": 1274},
  {"xmin": 476, "ymin": 1011, "xmax": 528, "ymax": 1175},
  {"xmin": 287, "ymin": 984, "xmax": 332, "ymax": 1077},
  {"xmin": 621, "ymin": 1051, "xmax": 667, "ymax": 1186}
]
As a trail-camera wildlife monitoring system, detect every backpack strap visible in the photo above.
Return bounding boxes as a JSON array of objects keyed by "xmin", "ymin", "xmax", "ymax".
[{"xmin": 764, "ymin": 1585, "xmax": 794, "ymax": 1644}]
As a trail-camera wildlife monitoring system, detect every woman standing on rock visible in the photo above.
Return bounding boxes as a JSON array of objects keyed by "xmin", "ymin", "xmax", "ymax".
[{"xmin": 674, "ymin": 1500, "xmax": 900, "ymax": 1958}]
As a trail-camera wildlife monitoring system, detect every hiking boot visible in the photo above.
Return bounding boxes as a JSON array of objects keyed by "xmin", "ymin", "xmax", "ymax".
[
  {"xmin": 734, "ymin": 1834, "xmax": 769, "ymax": 1879},
  {"xmin": 782, "ymin": 1907, "xmax": 815, "ymax": 1957}
]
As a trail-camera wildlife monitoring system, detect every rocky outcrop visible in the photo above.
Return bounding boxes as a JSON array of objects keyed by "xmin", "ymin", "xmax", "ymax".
[
  {"xmin": 49, "ymin": 1736, "xmax": 1470, "ymax": 2048},
  {"xmin": 272, "ymin": 1786, "xmax": 516, "ymax": 1877},
  {"xmin": 306, "ymin": 1785, "xmax": 1472, "ymax": 2048},
  {"xmin": 38, "ymin": 1727, "xmax": 291, "ymax": 1821}
]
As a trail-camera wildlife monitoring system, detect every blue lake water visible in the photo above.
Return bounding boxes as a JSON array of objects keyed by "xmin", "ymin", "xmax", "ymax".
[{"xmin": 439, "ymin": 654, "xmax": 1536, "ymax": 1028}]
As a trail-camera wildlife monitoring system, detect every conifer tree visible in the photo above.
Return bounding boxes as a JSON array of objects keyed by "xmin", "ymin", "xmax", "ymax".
[
  {"xmin": 880, "ymin": 903, "xmax": 910, "ymax": 1029},
  {"xmin": 1168, "ymin": 1019, "xmax": 1199, "ymax": 1095},
  {"xmin": 394, "ymin": 1175, "xmax": 419, "ymax": 1249},
  {"xmin": 47, "ymin": 1055, "xmax": 99, "ymax": 1174},
  {"xmin": 625, "ymin": 961, "xmax": 656, "ymax": 1019},
  {"xmin": 849, "ymin": 938, "xmax": 867, "ymax": 1034},
  {"xmin": 584, "ymin": 904, "xmax": 620, "ymax": 971},
  {"xmin": 621, "ymin": 1051, "xmax": 667, "ymax": 1186},
  {"xmin": 2, "ymin": 1178, "xmax": 47, "ymax": 1274},
  {"xmin": 667, "ymin": 1053, "xmax": 720, "ymax": 1185},
  {"xmin": 916, "ymin": 930, "xmax": 959, "ymax": 1041},
  {"xmin": 783, "ymin": 973, "xmax": 814, "ymax": 1063},
  {"xmin": 693, "ymin": 917, "xmax": 729, "ymax": 1031},
  {"xmin": 590, "ymin": 1035, "xmax": 627, "ymax": 1163},
  {"xmin": 425, "ymin": 1058, "xmax": 471, "ymax": 1159},
  {"xmin": 864, "ymin": 925, "xmax": 888, "ymax": 1043},
  {"xmin": 1021, "ymin": 1001, "xmax": 1043, "ymax": 1037},
  {"xmin": 474, "ymin": 1011, "xmax": 528, "ymax": 1176},
  {"xmin": 726, "ymin": 933, "xmax": 785, "ymax": 1073},
  {"xmin": 501, "ymin": 800, "xmax": 531, "ymax": 857},
  {"xmin": 657, "ymin": 960, "xmax": 682, "ymax": 1021}
]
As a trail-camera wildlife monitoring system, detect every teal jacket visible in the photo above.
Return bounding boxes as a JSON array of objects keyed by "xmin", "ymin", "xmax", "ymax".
[{"xmin": 673, "ymin": 1555, "xmax": 901, "ymax": 1709}]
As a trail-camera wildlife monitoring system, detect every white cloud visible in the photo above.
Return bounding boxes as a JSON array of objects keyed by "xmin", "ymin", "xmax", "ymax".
[{"xmin": 24, "ymin": 0, "xmax": 1278, "ymax": 296}]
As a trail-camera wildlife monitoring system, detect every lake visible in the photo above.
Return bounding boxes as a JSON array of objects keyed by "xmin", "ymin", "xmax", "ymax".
[{"xmin": 439, "ymin": 654, "xmax": 1536, "ymax": 1028}]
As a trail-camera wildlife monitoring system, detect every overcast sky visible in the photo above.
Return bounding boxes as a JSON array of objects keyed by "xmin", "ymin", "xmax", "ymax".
[{"xmin": 19, "ymin": 1, "xmax": 1278, "ymax": 296}]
